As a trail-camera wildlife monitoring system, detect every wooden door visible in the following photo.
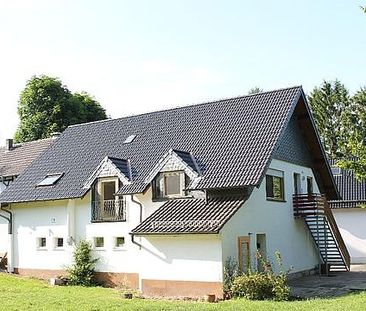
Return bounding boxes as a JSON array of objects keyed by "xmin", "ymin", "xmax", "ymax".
[{"xmin": 238, "ymin": 236, "xmax": 250, "ymax": 273}]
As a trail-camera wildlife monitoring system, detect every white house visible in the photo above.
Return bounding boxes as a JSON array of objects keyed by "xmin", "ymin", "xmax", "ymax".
[
  {"xmin": 0, "ymin": 86, "xmax": 349, "ymax": 298},
  {"xmin": 329, "ymin": 161, "xmax": 366, "ymax": 263},
  {"xmin": 0, "ymin": 137, "xmax": 54, "ymax": 264}
]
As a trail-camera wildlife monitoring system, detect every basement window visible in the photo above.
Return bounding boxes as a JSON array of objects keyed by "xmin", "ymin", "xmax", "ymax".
[
  {"xmin": 94, "ymin": 237, "xmax": 104, "ymax": 249},
  {"xmin": 37, "ymin": 237, "xmax": 47, "ymax": 249},
  {"xmin": 115, "ymin": 237, "xmax": 125, "ymax": 248},
  {"xmin": 37, "ymin": 173, "xmax": 63, "ymax": 187},
  {"xmin": 55, "ymin": 237, "xmax": 64, "ymax": 249}
]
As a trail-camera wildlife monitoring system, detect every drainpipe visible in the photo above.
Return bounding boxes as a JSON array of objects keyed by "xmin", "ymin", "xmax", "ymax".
[
  {"xmin": 0, "ymin": 203, "xmax": 14, "ymax": 273},
  {"xmin": 130, "ymin": 195, "xmax": 143, "ymax": 250}
]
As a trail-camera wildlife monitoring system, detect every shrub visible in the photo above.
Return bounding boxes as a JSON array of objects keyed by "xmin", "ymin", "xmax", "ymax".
[
  {"xmin": 67, "ymin": 240, "xmax": 98, "ymax": 286},
  {"xmin": 230, "ymin": 251, "xmax": 290, "ymax": 301},
  {"xmin": 223, "ymin": 257, "xmax": 241, "ymax": 299}
]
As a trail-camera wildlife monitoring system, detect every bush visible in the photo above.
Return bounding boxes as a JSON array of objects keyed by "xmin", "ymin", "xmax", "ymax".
[
  {"xmin": 67, "ymin": 240, "xmax": 98, "ymax": 286},
  {"xmin": 230, "ymin": 251, "xmax": 290, "ymax": 301},
  {"xmin": 223, "ymin": 257, "xmax": 241, "ymax": 299}
]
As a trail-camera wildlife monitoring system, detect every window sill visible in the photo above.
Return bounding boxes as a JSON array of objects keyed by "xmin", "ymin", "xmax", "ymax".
[
  {"xmin": 53, "ymin": 248, "xmax": 65, "ymax": 251},
  {"xmin": 36, "ymin": 248, "xmax": 47, "ymax": 251},
  {"xmin": 266, "ymin": 198, "xmax": 286, "ymax": 203},
  {"xmin": 113, "ymin": 247, "xmax": 127, "ymax": 251},
  {"xmin": 152, "ymin": 195, "xmax": 193, "ymax": 202},
  {"xmin": 94, "ymin": 248, "xmax": 106, "ymax": 251}
]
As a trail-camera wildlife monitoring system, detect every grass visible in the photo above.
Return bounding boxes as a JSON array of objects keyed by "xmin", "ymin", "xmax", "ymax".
[{"xmin": 0, "ymin": 273, "xmax": 366, "ymax": 310}]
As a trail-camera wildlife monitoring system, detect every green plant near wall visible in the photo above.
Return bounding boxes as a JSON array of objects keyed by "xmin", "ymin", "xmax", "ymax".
[
  {"xmin": 67, "ymin": 240, "xmax": 99, "ymax": 286},
  {"xmin": 230, "ymin": 251, "xmax": 290, "ymax": 301}
]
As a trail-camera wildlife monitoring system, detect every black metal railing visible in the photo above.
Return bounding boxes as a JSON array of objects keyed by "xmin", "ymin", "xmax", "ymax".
[{"xmin": 91, "ymin": 199, "xmax": 126, "ymax": 222}]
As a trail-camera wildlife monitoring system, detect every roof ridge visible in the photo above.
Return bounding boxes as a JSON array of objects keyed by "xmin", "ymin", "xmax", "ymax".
[{"xmin": 68, "ymin": 85, "xmax": 303, "ymax": 129}]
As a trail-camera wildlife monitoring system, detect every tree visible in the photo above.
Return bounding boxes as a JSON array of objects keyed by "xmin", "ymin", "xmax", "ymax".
[
  {"xmin": 307, "ymin": 80, "xmax": 350, "ymax": 159},
  {"xmin": 248, "ymin": 87, "xmax": 263, "ymax": 95},
  {"xmin": 338, "ymin": 88, "xmax": 366, "ymax": 179},
  {"xmin": 14, "ymin": 75, "xmax": 107, "ymax": 142}
]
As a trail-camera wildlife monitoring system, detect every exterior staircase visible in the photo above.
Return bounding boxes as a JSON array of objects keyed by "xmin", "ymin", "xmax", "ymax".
[{"xmin": 293, "ymin": 194, "xmax": 350, "ymax": 272}]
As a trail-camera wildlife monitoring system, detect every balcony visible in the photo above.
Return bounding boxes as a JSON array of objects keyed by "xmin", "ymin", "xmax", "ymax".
[{"xmin": 91, "ymin": 199, "xmax": 126, "ymax": 222}]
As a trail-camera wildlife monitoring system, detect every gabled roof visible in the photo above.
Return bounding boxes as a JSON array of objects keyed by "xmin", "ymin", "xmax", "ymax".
[
  {"xmin": 0, "ymin": 138, "xmax": 54, "ymax": 179},
  {"xmin": 329, "ymin": 159, "xmax": 366, "ymax": 208},
  {"xmin": 83, "ymin": 156, "xmax": 131, "ymax": 189},
  {"xmin": 0, "ymin": 86, "xmax": 338, "ymax": 203},
  {"xmin": 118, "ymin": 149, "xmax": 200, "ymax": 195},
  {"xmin": 131, "ymin": 195, "xmax": 246, "ymax": 235}
]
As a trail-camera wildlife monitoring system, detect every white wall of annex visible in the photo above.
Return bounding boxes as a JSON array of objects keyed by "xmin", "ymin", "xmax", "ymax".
[
  {"xmin": 0, "ymin": 182, "xmax": 8, "ymax": 253},
  {"xmin": 10, "ymin": 189, "xmax": 223, "ymax": 283},
  {"xmin": 333, "ymin": 208, "xmax": 366, "ymax": 263},
  {"xmin": 220, "ymin": 159, "xmax": 320, "ymax": 274}
]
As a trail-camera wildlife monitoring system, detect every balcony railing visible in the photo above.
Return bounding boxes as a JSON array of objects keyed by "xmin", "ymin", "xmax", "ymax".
[{"xmin": 91, "ymin": 199, "xmax": 126, "ymax": 222}]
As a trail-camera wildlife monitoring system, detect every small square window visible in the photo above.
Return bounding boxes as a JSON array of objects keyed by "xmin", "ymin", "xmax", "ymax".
[
  {"xmin": 55, "ymin": 237, "xmax": 64, "ymax": 248},
  {"xmin": 94, "ymin": 237, "xmax": 104, "ymax": 248},
  {"xmin": 115, "ymin": 237, "xmax": 125, "ymax": 248},
  {"xmin": 266, "ymin": 170, "xmax": 285, "ymax": 201},
  {"xmin": 37, "ymin": 173, "xmax": 63, "ymax": 187},
  {"xmin": 37, "ymin": 237, "xmax": 47, "ymax": 248}
]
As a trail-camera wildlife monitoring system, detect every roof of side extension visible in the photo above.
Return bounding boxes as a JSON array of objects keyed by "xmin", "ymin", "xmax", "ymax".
[
  {"xmin": 0, "ymin": 138, "xmax": 55, "ymax": 179},
  {"xmin": 132, "ymin": 195, "xmax": 246, "ymax": 235},
  {"xmin": 0, "ymin": 86, "xmax": 338, "ymax": 203}
]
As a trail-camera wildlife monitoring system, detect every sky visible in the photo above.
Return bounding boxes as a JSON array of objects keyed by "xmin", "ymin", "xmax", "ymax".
[{"xmin": 0, "ymin": 0, "xmax": 365, "ymax": 145}]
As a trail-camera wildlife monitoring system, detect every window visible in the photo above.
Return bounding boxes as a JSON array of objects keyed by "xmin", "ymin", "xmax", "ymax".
[
  {"xmin": 102, "ymin": 181, "xmax": 116, "ymax": 201},
  {"xmin": 152, "ymin": 171, "xmax": 188, "ymax": 199},
  {"xmin": 55, "ymin": 237, "xmax": 64, "ymax": 248},
  {"xmin": 266, "ymin": 169, "xmax": 284, "ymax": 201},
  {"xmin": 115, "ymin": 237, "xmax": 125, "ymax": 248},
  {"xmin": 331, "ymin": 166, "xmax": 342, "ymax": 176},
  {"xmin": 94, "ymin": 237, "xmax": 104, "ymax": 248},
  {"xmin": 123, "ymin": 134, "xmax": 136, "ymax": 144},
  {"xmin": 37, "ymin": 173, "xmax": 63, "ymax": 187},
  {"xmin": 307, "ymin": 177, "xmax": 313, "ymax": 195},
  {"xmin": 37, "ymin": 237, "xmax": 47, "ymax": 248}
]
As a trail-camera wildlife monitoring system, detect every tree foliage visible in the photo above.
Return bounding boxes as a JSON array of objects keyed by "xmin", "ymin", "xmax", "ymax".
[
  {"xmin": 248, "ymin": 87, "xmax": 263, "ymax": 95},
  {"xmin": 307, "ymin": 80, "xmax": 350, "ymax": 158},
  {"xmin": 15, "ymin": 75, "xmax": 107, "ymax": 142}
]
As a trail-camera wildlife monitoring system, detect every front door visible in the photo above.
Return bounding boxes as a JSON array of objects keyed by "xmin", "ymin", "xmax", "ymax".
[{"xmin": 238, "ymin": 236, "xmax": 250, "ymax": 273}]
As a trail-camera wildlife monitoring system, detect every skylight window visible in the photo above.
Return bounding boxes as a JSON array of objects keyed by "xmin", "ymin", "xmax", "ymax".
[
  {"xmin": 123, "ymin": 135, "xmax": 136, "ymax": 144},
  {"xmin": 37, "ymin": 173, "xmax": 63, "ymax": 187}
]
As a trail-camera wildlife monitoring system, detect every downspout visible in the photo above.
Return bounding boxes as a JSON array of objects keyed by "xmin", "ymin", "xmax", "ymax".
[
  {"xmin": 130, "ymin": 194, "xmax": 143, "ymax": 292},
  {"xmin": 130, "ymin": 194, "xmax": 143, "ymax": 249},
  {"xmin": 0, "ymin": 203, "xmax": 14, "ymax": 273}
]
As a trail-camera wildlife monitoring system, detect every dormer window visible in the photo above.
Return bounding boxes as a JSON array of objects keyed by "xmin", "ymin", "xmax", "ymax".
[
  {"xmin": 152, "ymin": 171, "xmax": 188, "ymax": 199},
  {"xmin": 91, "ymin": 177, "xmax": 126, "ymax": 222}
]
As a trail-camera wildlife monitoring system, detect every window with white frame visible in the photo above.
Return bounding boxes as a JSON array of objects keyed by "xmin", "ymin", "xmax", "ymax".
[
  {"xmin": 94, "ymin": 237, "xmax": 104, "ymax": 248},
  {"xmin": 152, "ymin": 171, "xmax": 188, "ymax": 199},
  {"xmin": 37, "ymin": 237, "xmax": 47, "ymax": 249},
  {"xmin": 114, "ymin": 237, "xmax": 125, "ymax": 248},
  {"xmin": 54, "ymin": 237, "xmax": 64, "ymax": 249},
  {"xmin": 266, "ymin": 169, "xmax": 285, "ymax": 201}
]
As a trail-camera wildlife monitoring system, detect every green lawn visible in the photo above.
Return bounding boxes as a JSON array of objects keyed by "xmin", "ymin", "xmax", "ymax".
[{"xmin": 0, "ymin": 273, "xmax": 365, "ymax": 311}]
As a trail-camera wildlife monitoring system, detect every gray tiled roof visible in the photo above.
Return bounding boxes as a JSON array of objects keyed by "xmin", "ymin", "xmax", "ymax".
[
  {"xmin": 0, "ymin": 86, "xmax": 326, "ymax": 203},
  {"xmin": 0, "ymin": 138, "xmax": 54, "ymax": 179},
  {"xmin": 329, "ymin": 159, "xmax": 366, "ymax": 208},
  {"xmin": 131, "ymin": 195, "xmax": 246, "ymax": 234},
  {"xmin": 108, "ymin": 157, "xmax": 131, "ymax": 180}
]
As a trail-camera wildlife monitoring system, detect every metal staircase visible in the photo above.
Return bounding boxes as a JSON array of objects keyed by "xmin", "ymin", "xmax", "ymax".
[{"xmin": 293, "ymin": 194, "xmax": 350, "ymax": 272}]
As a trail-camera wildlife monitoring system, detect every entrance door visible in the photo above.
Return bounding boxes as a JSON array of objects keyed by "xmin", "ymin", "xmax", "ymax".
[
  {"xmin": 293, "ymin": 173, "xmax": 301, "ymax": 195},
  {"xmin": 238, "ymin": 236, "xmax": 250, "ymax": 273},
  {"xmin": 307, "ymin": 177, "xmax": 313, "ymax": 195},
  {"xmin": 256, "ymin": 234, "xmax": 267, "ymax": 272}
]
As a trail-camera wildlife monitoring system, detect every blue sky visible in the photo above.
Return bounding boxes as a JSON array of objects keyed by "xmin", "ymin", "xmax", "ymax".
[{"xmin": 0, "ymin": 0, "xmax": 365, "ymax": 144}]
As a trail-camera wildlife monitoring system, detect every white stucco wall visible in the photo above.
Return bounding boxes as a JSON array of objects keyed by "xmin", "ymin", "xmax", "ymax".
[
  {"xmin": 332, "ymin": 208, "xmax": 366, "ymax": 263},
  {"xmin": 220, "ymin": 159, "xmax": 320, "ymax": 274},
  {"xmin": 0, "ymin": 182, "xmax": 9, "ymax": 253},
  {"xmin": 10, "ymin": 189, "xmax": 223, "ymax": 284}
]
